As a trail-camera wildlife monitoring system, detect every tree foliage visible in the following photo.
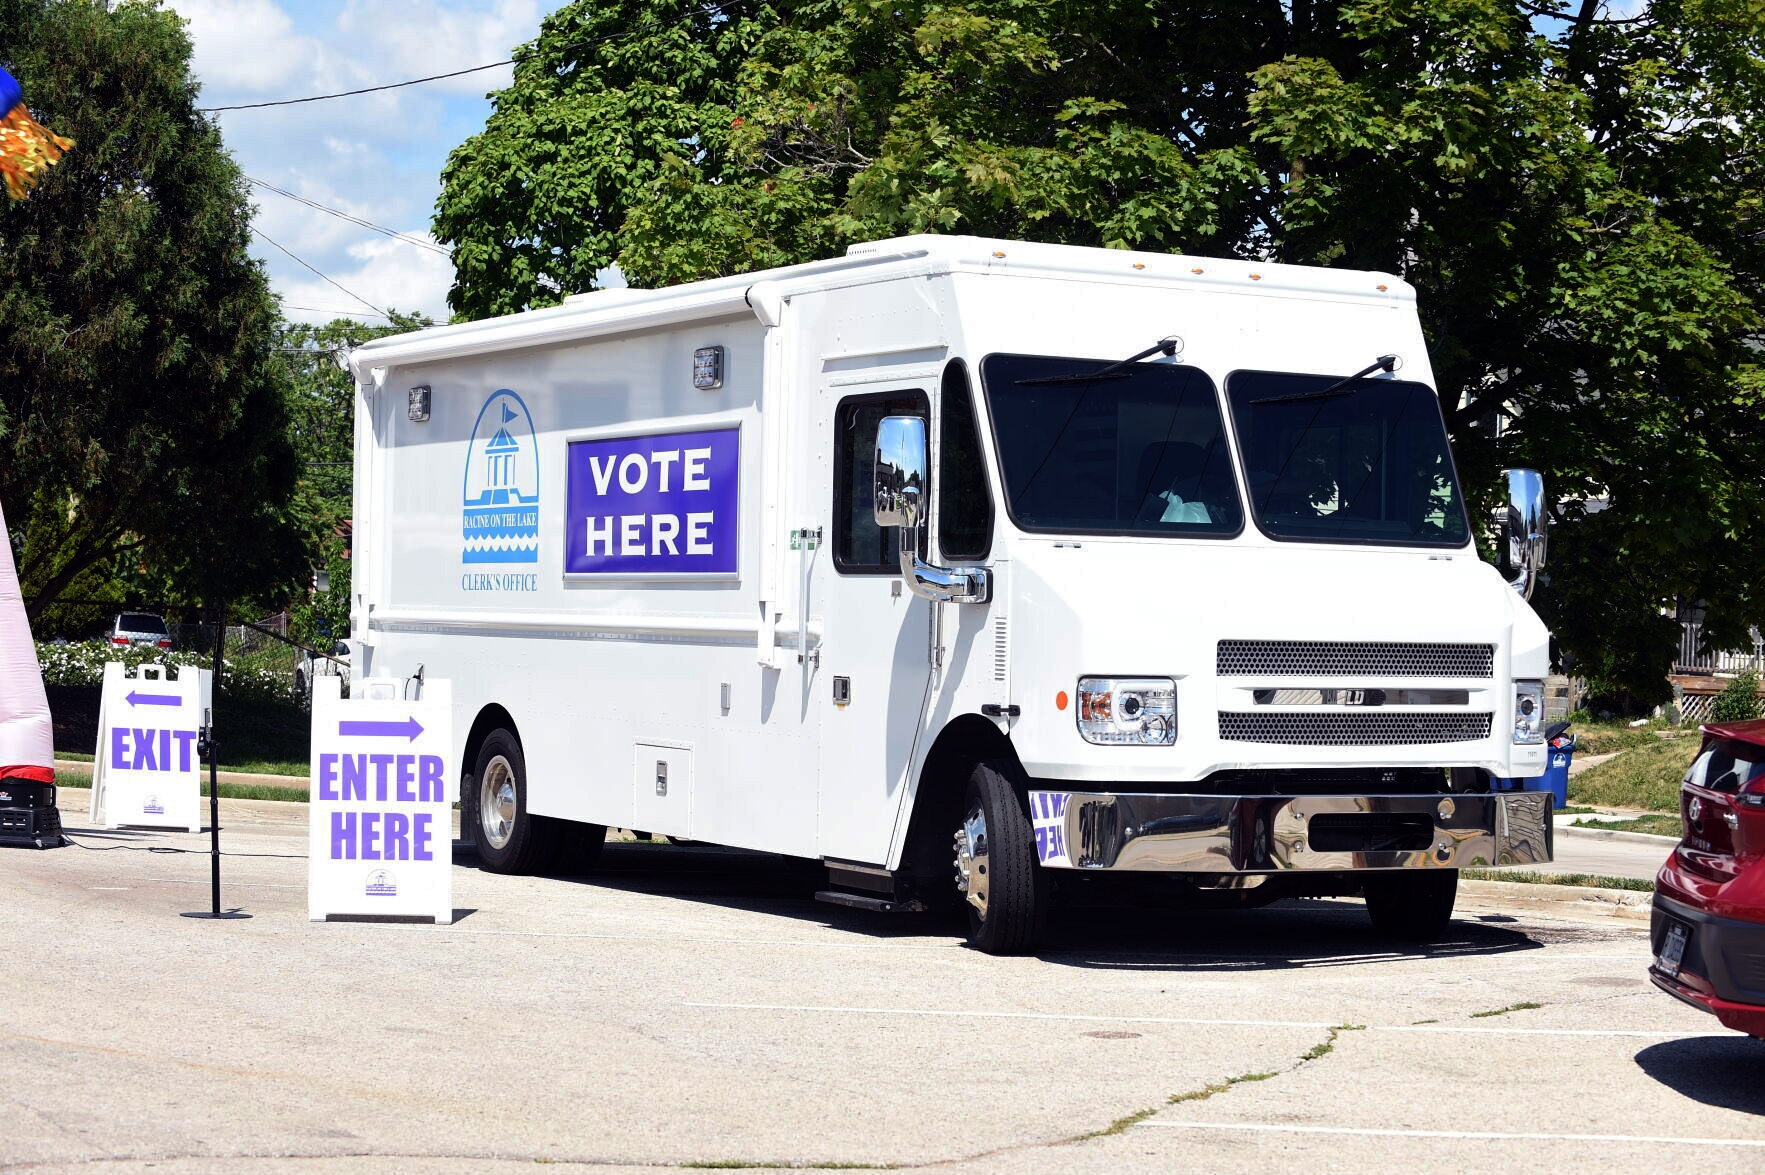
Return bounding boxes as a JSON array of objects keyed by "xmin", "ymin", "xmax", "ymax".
[
  {"xmin": 277, "ymin": 312, "xmax": 429, "ymax": 645},
  {"xmin": 0, "ymin": 0, "xmax": 307, "ymax": 620},
  {"xmin": 436, "ymin": 0, "xmax": 1765, "ymax": 702}
]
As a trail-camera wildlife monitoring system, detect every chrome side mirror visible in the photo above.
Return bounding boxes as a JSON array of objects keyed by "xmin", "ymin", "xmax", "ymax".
[
  {"xmin": 874, "ymin": 415, "xmax": 989, "ymax": 605},
  {"xmin": 874, "ymin": 415, "xmax": 927, "ymax": 531},
  {"xmin": 1498, "ymin": 468, "xmax": 1547, "ymax": 600}
]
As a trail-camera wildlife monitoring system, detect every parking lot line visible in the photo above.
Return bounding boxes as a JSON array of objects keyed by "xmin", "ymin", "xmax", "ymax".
[
  {"xmin": 1139, "ymin": 1121, "xmax": 1765, "ymax": 1148},
  {"xmin": 683, "ymin": 1001, "xmax": 1706, "ymax": 1039}
]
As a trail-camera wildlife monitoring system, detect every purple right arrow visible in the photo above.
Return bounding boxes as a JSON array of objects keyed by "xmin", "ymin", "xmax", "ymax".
[{"xmin": 338, "ymin": 717, "xmax": 424, "ymax": 741}]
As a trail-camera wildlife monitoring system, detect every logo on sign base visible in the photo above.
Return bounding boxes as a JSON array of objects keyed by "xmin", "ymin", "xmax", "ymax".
[
  {"xmin": 143, "ymin": 794, "xmax": 163, "ymax": 815},
  {"xmin": 365, "ymin": 869, "xmax": 398, "ymax": 897}
]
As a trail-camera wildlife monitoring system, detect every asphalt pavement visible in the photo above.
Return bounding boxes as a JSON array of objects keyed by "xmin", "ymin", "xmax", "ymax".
[{"xmin": 1, "ymin": 794, "xmax": 1757, "ymax": 1174}]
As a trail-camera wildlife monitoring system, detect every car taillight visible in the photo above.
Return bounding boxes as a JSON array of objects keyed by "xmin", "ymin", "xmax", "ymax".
[
  {"xmin": 111, "ymin": 637, "xmax": 130, "ymax": 645},
  {"xmin": 156, "ymin": 638, "xmax": 172, "ymax": 648},
  {"xmin": 1738, "ymin": 777, "xmax": 1765, "ymax": 809}
]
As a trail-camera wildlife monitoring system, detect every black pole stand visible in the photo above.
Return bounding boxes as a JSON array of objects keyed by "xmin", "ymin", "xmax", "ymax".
[{"xmin": 183, "ymin": 605, "xmax": 248, "ymax": 919}]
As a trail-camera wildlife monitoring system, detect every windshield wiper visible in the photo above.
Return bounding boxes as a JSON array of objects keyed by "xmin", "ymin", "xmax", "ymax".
[
  {"xmin": 1249, "ymin": 354, "xmax": 1399, "ymax": 404},
  {"xmin": 1015, "ymin": 337, "xmax": 1182, "ymax": 385}
]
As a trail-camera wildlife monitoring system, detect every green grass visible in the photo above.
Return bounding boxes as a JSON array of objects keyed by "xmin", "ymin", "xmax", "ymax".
[
  {"xmin": 1470, "ymin": 1001, "xmax": 1544, "ymax": 1018},
  {"xmin": 1463, "ymin": 868, "xmax": 1655, "ymax": 892},
  {"xmin": 1557, "ymin": 805, "xmax": 1600, "ymax": 815},
  {"xmin": 1570, "ymin": 719, "xmax": 1687, "ymax": 756},
  {"xmin": 1576, "ymin": 813, "xmax": 1683, "ymax": 838},
  {"xmin": 1568, "ymin": 736, "xmax": 1701, "ymax": 812},
  {"xmin": 53, "ymin": 749, "xmax": 304, "ymax": 777},
  {"xmin": 51, "ymin": 770, "xmax": 308, "ymax": 804}
]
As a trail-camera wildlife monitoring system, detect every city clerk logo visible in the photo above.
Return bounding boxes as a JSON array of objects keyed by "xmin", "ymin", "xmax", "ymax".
[
  {"xmin": 365, "ymin": 868, "xmax": 398, "ymax": 898},
  {"xmin": 462, "ymin": 390, "xmax": 540, "ymax": 564}
]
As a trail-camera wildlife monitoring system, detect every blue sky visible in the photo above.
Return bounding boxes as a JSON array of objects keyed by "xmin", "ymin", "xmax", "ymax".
[{"xmin": 165, "ymin": 0, "xmax": 550, "ymax": 325}]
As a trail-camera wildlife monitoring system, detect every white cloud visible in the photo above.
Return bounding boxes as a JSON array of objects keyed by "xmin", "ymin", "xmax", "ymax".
[
  {"xmin": 337, "ymin": 0, "xmax": 540, "ymax": 95},
  {"xmin": 275, "ymin": 232, "xmax": 456, "ymax": 325},
  {"xmin": 162, "ymin": 0, "xmax": 546, "ymax": 327}
]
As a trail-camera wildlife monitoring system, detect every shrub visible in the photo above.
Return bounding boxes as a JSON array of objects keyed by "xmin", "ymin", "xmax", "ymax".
[
  {"xmin": 34, "ymin": 640, "xmax": 291, "ymax": 707},
  {"xmin": 1711, "ymin": 669, "xmax": 1763, "ymax": 724}
]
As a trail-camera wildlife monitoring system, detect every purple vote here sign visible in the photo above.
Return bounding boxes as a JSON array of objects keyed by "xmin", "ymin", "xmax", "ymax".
[{"xmin": 565, "ymin": 426, "xmax": 740, "ymax": 577}]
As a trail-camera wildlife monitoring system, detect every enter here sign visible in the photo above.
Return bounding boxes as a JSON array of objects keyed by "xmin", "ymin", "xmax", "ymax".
[{"xmin": 307, "ymin": 675, "xmax": 453, "ymax": 924}]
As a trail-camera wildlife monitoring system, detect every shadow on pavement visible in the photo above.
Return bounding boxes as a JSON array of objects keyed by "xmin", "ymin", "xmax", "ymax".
[
  {"xmin": 1635, "ymin": 1036, "xmax": 1765, "ymax": 1115},
  {"xmin": 455, "ymin": 838, "xmax": 1552, "ymax": 969}
]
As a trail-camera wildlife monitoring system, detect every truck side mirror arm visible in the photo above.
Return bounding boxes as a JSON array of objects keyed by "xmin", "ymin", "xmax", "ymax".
[
  {"xmin": 1496, "ymin": 468, "xmax": 1548, "ymax": 600},
  {"xmin": 874, "ymin": 415, "xmax": 991, "ymax": 605}
]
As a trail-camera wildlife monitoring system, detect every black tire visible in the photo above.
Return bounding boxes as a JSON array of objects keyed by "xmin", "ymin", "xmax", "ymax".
[
  {"xmin": 1362, "ymin": 869, "xmax": 1458, "ymax": 940},
  {"xmin": 956, "ymin": 759, "xmax": 1048, "ymax": 955},
  {"xmin": 468, "ymin": 729, "xmax": 605, "ymax": 875}
]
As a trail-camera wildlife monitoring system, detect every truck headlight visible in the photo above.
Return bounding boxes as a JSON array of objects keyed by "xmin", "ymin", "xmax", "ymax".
[
  {"xmin": 1512, "ymin": 680, "xmax": 1545, "ymax": 744},
  {"xmin": 1077, "ymin": 677, "xmax": 1176, "ymax": 745}
]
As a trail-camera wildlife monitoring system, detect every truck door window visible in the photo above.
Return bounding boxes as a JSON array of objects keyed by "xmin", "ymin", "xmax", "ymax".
[
  {"xmin": 833, "ymin": 391, "xmax": 930, "ymax": 574},
  {"xmin": 938, "ymin": 359, "xmax": 993, "ymax": 562}
]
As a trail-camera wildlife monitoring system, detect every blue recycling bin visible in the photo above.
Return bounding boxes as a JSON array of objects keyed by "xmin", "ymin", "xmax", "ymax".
[
  {"xmin": 1539, "ymin": 738, "xmax": 1574, "ymax": 810},
  {"xmin": 1492, "ymin": 734, "xmax": 1574, "ymax": 808}
]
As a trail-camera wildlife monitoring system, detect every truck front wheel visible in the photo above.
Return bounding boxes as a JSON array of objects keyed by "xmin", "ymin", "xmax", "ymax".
[
  {"xmin": 954, "ymin": 760, "xmax": 1048, "ymax": 955},
  {"xmin": 1362, "ymin": 869, "xmax": 1458, "ymax": 940}
]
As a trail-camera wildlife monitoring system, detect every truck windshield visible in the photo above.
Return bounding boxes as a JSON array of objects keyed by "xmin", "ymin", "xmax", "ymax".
[
  {"xmin": 979, "ymin": 354, "xmax": 1242, "ymax": 537},
  {"xmin": 1226, "ymin": 371, "xmax": 1468, "ymax": 546}
]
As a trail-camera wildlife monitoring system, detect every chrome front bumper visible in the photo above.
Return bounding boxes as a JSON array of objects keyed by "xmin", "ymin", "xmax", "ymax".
[{"xmin": 1027, "ymin": 790, "xmax": 1553, "ymax": 873}]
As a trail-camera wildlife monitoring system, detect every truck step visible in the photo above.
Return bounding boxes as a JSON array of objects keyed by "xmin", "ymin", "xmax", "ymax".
[{"xmin": 814, "ymin": 889, "xmax": 926, "ymax": 914}]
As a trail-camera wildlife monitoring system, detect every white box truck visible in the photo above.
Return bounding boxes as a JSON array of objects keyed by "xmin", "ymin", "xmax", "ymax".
[{"xmin": 346, "ymin": 235, "xmax": 1554, "ymax": 954}]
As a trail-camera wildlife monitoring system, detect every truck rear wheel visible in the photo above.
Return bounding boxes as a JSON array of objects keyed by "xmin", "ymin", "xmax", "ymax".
[
  {"xmin": 469, "ymin": 729, "xmax": 605, "ymax": 875},
  {"xmin": 954, "ymin": 760, "xmax": 1047, "ymax": 955},
  {"xmin": 1362, "ymin": 869, "xmax": 1458, "ymax": 940}
]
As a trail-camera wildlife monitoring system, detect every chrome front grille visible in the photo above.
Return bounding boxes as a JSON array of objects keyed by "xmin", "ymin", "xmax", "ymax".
[
  {"xmin": 1217, "ymin": 640, "xmax": 1495, "ymax": 678},
  {"xmin": 1217, "ymin": 711, "xmax": 1494, "ymax": 746}
]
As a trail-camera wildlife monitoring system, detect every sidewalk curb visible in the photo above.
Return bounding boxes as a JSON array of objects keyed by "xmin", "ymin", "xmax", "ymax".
[
  {"xmin": 1558, "ymin": 823, "xmax": 1679, "ymax": 848},
  {"xmin": 1461, "ymin": 878, "xmax": 1652, "ymax": 921}
]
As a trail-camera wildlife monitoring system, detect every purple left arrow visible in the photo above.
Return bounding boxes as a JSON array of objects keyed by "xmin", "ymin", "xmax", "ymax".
[
  {"xmin": 338, "ymin": 717, "xmax": 424, "ymax": 741},
  {"xmin": 125, "ymin": 691, "xmax": 180, "ymax": 707}
]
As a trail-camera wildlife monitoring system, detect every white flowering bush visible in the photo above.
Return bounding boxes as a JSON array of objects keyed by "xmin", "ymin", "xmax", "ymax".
[{"xmin": 35, "ymin": 641, "xmax": 293, "ymax": 706}]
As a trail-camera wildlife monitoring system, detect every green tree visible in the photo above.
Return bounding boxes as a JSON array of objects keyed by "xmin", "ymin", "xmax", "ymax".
[
  {"xmin": 0, "ymin": 0, "xmax": 309, "ymax": 620},
  {"xmin": 437, "ymin": 0, "xmax": 1765, "ymax": 702},
  {"xmin": 276, "ymin": 312, "xmax": 429, "ymax": 645}
]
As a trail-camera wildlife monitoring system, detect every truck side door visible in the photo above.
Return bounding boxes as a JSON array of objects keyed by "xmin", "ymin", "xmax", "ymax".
[{"xmin": 815, "ymin": 388, "xmax": 934, "ymax": 863}]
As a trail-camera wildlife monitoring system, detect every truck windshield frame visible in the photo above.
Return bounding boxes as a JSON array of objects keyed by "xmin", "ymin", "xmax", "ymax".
[
  {"xmin": 1225, "ymin": 370, "xmax": 1471, "ymax": 548},
  {"xmin": 978, "ymin": 353, "xmax": 1244, "ymax": 539}
]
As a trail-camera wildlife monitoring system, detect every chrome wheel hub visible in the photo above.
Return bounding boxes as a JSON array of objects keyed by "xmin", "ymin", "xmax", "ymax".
[
  {"xmin": 479, "ymin": 756, "xmax": 517, "ymax": 850},
  {"xmin": 954, "ymin": 806, "xmax": 990, "ymax": 917}
]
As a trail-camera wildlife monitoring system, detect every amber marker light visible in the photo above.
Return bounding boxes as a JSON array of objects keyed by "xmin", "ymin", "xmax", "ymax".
[{"xmin": 1055, "ymin": 690, "xmax": 1070, "ymax": 711}]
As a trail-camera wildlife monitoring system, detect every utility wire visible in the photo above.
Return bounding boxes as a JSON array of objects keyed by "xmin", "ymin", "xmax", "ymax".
[
  {"xmin": 198, "ymin": 1, "xmax": 742, "ymax": 112},
  {"xmin": 281, "ymin": 303, "xmax": 395, "ymax": 321},
  {"xmin": 250, "ymin": 227, "xmax": 391, "ymax": 321},
  {"xmin": 248, "ymin": 177, "xmax": 449, "ymax": 257}
]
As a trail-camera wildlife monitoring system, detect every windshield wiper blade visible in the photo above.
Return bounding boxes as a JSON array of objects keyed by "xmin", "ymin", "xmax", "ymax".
[
  {"xmin": 1015, "ymin": 336, "xmax": 1182, "ymax": 385},
  {"xmin": 1249, "ymin": 354, "xmax": 1399, "ymax": 404}
]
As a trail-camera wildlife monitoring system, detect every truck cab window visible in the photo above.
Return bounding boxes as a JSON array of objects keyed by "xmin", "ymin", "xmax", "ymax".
[
  {"xmin": 979, "ymin": 355, "xmax": 1242, "ymax": 537},
  {"xmin": 938, "ymin": 359, "xmax": 993, "ymax": 562},
  {"xmin": 834, "ymin": 391, "xmax": 929, "ymax": 574},
  {"xmin": 1226, "ymin": 371, "xmax": 1469, "ymax": 546}
]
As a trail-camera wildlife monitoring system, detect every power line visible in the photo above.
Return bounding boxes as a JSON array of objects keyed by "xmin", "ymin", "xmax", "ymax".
[
  {"xmin": 250, "ymin": 228, "xmax": 391, "ymax": 321},
  {"xmin": 248, "ymin": 178, "xmax": 448, "ymax": 257},
  {"xmin": 280, "ymin": 303, "xmax": 394, "ymax": 321},
  {"xmin": 197, "ymin": 2, "xmax": 742, "ymax": 113}
]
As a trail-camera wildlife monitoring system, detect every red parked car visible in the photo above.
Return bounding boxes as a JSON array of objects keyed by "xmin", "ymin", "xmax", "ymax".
[{"xmin": 1651, "ymin": 717, "xmax": 1765, "ymax": 1037}]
